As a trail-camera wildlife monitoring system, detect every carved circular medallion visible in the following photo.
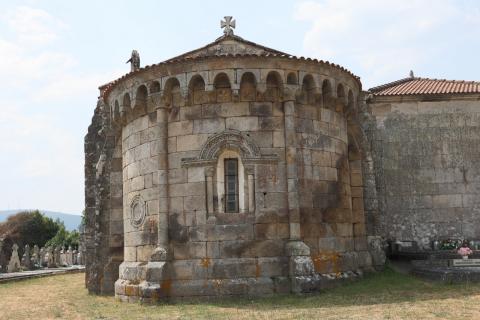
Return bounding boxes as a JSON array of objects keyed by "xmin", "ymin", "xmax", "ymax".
[{"xmin": 130, "ymin": 195, "xmax": 146, "ymax": 228}]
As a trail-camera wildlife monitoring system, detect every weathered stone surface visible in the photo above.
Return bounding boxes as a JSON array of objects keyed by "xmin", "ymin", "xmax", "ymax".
[{"xmin": 86, "ymin": 26, "xmax": 374, "ymax": 302}]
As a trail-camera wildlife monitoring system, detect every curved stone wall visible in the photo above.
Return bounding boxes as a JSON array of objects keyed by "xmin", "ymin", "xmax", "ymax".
[{"xmin": 92, "ymin": 56, "xmax": 371, "ymax": 301}]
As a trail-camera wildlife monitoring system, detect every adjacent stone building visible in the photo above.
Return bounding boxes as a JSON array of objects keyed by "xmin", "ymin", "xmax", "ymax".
[
  {"xmin": 365, "ymin": 76, "xmax": 480, "ymax": 249},
  {"xmin": 84, "ymin": 19, "xmax": 480, "ymax": 301}
]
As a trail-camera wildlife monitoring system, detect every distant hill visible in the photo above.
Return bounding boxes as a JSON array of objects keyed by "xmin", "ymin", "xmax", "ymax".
[{"xmin": 0, "ymin": 210, "xmax": 82, "ymax": 231}]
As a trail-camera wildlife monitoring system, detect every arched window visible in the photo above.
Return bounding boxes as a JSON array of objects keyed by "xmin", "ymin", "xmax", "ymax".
[
  {"xmin": 216, "ymin": 150, "xmax": 245, "ymax": 213},
  {"xmin": 214, "ymin": 73, "xmax": 231, "ymax": 103},
  {"xmin": 240, "ymin": 72, "xmax": 256, "ymax": 101}
]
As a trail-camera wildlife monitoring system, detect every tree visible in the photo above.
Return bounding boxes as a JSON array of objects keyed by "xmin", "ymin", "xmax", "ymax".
[
  {"xmin": 0, "ymin": 210, "xmax": 60, "ymax": 259},
  {"xmin": 45, "ymin": 222, "xmax": 80, "ymax": 249}
]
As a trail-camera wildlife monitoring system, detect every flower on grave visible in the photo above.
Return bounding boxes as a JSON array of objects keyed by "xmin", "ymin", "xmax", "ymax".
[{"xmin": 457, "ymin": 245, "xmax": 473, "ymax": 257}]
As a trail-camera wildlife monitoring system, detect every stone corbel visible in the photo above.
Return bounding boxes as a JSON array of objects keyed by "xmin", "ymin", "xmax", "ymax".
[
  {"xmin": 256, "ymin": 83, "xmax": 267, "ymax": 94},
  {"xmin": 283, "ymin": 84, "xmax": 299, "ymax": 102},
  {"xmin": 148, "ymin": 92, "xmax": 163, "ymax": 111},
  {"xmin": 180, "ymin": 87, "xmax": 189, "ymax": 99}
]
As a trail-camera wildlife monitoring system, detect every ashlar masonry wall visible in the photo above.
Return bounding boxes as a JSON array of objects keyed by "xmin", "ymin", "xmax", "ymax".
[{"xmin": 366, "ymin": 95, "xmax": 480, "ymax": 249}]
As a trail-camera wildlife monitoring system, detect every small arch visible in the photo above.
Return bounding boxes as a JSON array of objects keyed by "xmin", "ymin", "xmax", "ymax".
[
  {"xmin": 336, "ymin": 83, "xmax": 346, "ymax": 113},
  {"xmin": 214, "ymin": 73, "xmax": 231, "ymax": 102},
  {"xmin": 163, "ymin": 77, "xmax": 181, "ymax": 106},
  {"xmin": 347, "ymin": 89, "xmax": 355, "ymax": 113},
  {"xmin": 266, "ymin": 71, "xmax": 282, "ymax": 101},
  {"xmin": 188, "ymin": 75, "xmax": 206, "ymax": 104},
  {"xmin": 136, "ymin": 85, "xmax": 148, "ymax": 102},
  {"xmin": 286, "ymin": 72, "xmax": 298, "ymax": 85},
  {"xmin": 302, "ymin": 74, "xmax": 316, "ymax": 104},
  {"xmin": 133, "ymin": 85, "xmax": 148, "ymax": 114},
  {"xmin": 322, "ymin": 79, "xmax": 333, "ymax": 109},
  {"xmin": 122, "ymin": 93, "xmax": 131, "ymax": 110},
  {"xmin": 240, "ymin": 72, "xmax": 256, "ymax": 101},
  {"xmin": 149, "ymin": 81, "xmax": 160, "ymax": 94},
  {"xmin": 113, "ymin": 100, "xmax": 120, "ymax": 120}
]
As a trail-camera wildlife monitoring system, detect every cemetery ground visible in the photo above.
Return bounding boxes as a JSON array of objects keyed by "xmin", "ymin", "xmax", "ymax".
[{"xmin": 1, "ymin": 268, "xmax": 480, "ymax": 319}]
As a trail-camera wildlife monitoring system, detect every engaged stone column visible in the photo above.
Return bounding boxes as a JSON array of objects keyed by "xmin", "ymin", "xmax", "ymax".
[
  {"xmin": 152, "ymin": 102, "xmax": 169, "ymax": 262},
  {"xmin": 283, "ymin": 85, "xmax": 317, "ymax": 293},
  {"xmin": 283, "ymin": 88, "xmax": 300, "ymax": 240}
]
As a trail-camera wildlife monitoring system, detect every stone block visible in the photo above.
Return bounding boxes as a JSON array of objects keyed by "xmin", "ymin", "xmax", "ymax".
[
  {"xmin": 187, "ymin": 167, "xmax": 205, "ymax": 183},
  {"xmin": 254, "ymin": 223, "xmax": 276, "ymax": 240},
  {"xmin": 273, "ymin": 131, "xmax": 285, "ymax": 147},
  {"xmin": 257, "ymin": 257, "xmax": 288, "ymax": 277},
  {"xmin": 130, "ymin": 176, "xmax": 145, "ymax": 191},
  {"xmin": 176, "ymin": 134, "xmax": 209, "ymax": 152},
  {"xmin": 248, "ymin": 131, "xmax": 273, "ymax": 148},
  {"xmin": 180, "ymin": 105, "xmax": 202, "ymax": 120},
  {"xmin": 209, "ymin": 258, "xmax": 257, "ymax": 279},
  {"xmin": 139, "ymin": 156, "xmax": 159, "ymax": 175},
  {"xmin": 184, "ymin": 195, "xmax": 205, "ymax": 212},
  {"xmin": 134, "ymin": 143, "xmax": 150, "ymax": 161},
  {"xmin": 193, "ymin": 118, "xmax": 225, "ymax": 134},
  {"xmin": 226, "ymin": 116, "xmax": 258, "ymax": 131},
  {"xmin": 250, "ymin": 103, "xmax": 273, "ymax": 116}
]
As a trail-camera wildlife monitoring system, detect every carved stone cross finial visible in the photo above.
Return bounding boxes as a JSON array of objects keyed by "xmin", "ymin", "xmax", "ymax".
[{"xmin": 221, "ymin": 16, "xmax": 236, "ymax": 36}]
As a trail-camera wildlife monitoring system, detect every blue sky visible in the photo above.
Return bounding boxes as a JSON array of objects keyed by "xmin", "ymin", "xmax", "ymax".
[{"xmin": 0, "ymin": 0, "xmax": 479, "ymax": 214}]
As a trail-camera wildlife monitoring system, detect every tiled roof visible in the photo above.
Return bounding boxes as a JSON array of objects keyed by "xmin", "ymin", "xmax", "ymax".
[
  {"xmin": 369, "ymin": 77, "xmax": 480, "ymax": 96},
  {"xmin": 99, "ymin": 35, "xmax": 361, "ymax": 99}
]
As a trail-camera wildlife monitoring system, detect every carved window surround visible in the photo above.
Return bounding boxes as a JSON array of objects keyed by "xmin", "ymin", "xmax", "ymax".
[{"xmin": 181, "ymin": 130, "xmax": 278, "ymax": 218}]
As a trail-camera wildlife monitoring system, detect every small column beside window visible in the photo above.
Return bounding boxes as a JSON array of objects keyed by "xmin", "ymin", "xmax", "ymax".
[{"xmin": 205, "ymin": 167, "xmax": 215, "ymax": 217}]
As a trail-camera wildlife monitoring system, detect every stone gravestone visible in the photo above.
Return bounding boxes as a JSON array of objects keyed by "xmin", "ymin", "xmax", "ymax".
[
  {"xmin": 39, "ymin": 247, "xmax": 46, "ymax": 267},
  {"xmin": 32, "ymin": 245, "xmax": 40, "ymax": 268},
  {"xmin": 66, "ymin": 246, "xmax": 73, "ymax": 266},
  {"xmin": 21, "ymin": 244, "xmax": 32, "ymax": 270},
  {"xmin": 72, "ymin": 249, "xmax": 78, "ymax": 265},
  {"xmin": 47, "ymin": 247, "xmax": 56, "ymax": 268},
  {"xmin": 60, "ymin": 246, "xmax": 67, "ymax": 267},
  {"xmin": 0, "ymin": 239, "xmax": 6, "ymax": 273},
  {"xmin": 7, "ymin": 244, "xmax": 21, "ymax": 273},
  {"xmin": 77, "ymin": 247, "xmax": 84, "ymax": 265},
  {"xmin": 54, "ymin": 246, "xmax": 62, "ymax": 267}
]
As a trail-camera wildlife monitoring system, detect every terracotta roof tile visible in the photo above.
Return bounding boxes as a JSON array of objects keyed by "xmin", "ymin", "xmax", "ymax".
[{"xmin": 370, "ymin": 77, "xmax": 480, "ymax": 96}]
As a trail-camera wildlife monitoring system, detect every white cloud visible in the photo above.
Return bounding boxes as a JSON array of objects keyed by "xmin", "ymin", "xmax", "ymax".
[
  {"xmin": 5, "ymin": 5, "xmax": 66, "ymax": 46},
  {"xmin": 0, "ymin": 5, "xmax": 117, "ymax": 212},
  {"xmin": 294, "ymin": 0, "xmax": 479, "ymax": 88}
]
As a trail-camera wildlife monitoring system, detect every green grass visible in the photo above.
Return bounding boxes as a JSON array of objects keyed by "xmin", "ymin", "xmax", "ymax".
[{"xmin": 1, "ymin": 268, "xmax": 479, "ymax": 319}]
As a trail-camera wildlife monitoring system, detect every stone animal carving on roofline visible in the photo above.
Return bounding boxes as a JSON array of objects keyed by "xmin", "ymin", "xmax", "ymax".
[{"xmin": 126, "ymin": 50, "xmax": 140, "ymax": 72}]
